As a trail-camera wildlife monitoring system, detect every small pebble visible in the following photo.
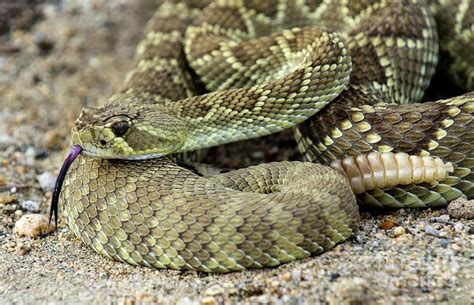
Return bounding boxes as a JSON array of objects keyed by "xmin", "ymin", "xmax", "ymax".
[
  {"xmin": 395, "ymin": 233, "xmax": 413, "ymax": 243},
  {"xmin": 379, "ymin": 219, "xmax": 397, "ymax": 230},
  {"xmin": 204, "ymin": 285, "xmax": 225, "ymax": 296},
  {"xmin": 20, "ymin": 200, "xmax": 40, "ymax": 212},
  {"xmin": 439, "ymin": 239, "xmax": 450, "ymax": 248},
  {"xmin": 281, "ymin": 272, "xmax": 292, "ymax": 282},
  {"xmin": 291, "ymin": 269, "xmax": 301, "ymax": 281},
  {"xmin": 25, "ymin": 146, "xmax": 37, "ymax": 160},
  {"xmin": 3, "ymin": 203, "xmax": 18, "ymax": 213},
  {"xmin": 177, "ymin": 297, "xmax": 197, "ymax": 305},
  {"xmin": 451, "ymin": 243, "xmax": 462, "ymax": 251},
  {"xmin": 37, "ymin": 172, "xmax": 56, "ymax": 191},
  {"xmin": 35, "ymin": 32, "xmax": 55, "ymax": 53},
  {"xmin": 448, "ymin": 198, "xmax": 474, "ymax": 219},
  {"xmin": 374, "ymin": 232, "xmax": 384, "ymax": 239},
  {"xmin": 454, "ymin": 223, "xmax": 464, "ymax": 233},
  {"xmin": 468, "ymin": 226, "xmax": 474, "ymax": 234},
  {"xmin": 200, "ymin": 297, "xmax": 218, "ymax": 305},
  {"xmin": 432, "ymin": 214, "xmax": 450, "ymax": 223},
  {"xmin": 425, "ymin": 225, "xmax": 442, "ymax": 237},
  {"xmin": 329, "ymin": 272, "xmax": 341, "ymax": 282},
  {"xmin": 255, "ymin": 295, "xmax": 271, "ymax": 304},
  {"xmin": 438, "ymin": 230, "xmax": 449, "ymax": 238},
  {"xmin": 16, "ymin": 242, "xmax": 31, "ymax": 255},
  {"xmin": 14, "ymin": 214, "xmax": 54, "ymax": 238},
  {"xmin": 0, "ymin": 194, "xmax": 17, "ymax": 205},
  {"xmin": 393, "ymin": 226, "xmax": 406, "ymax": 237}
]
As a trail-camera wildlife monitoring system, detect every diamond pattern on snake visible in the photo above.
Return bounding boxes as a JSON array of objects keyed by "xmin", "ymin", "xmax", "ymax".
[{"xmin": 51, "ymin": 0, "xmax": 473, "ymax": 272}]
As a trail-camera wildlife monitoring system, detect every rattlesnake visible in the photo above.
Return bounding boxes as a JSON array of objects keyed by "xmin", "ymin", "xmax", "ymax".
[{"xmin": 51, "ymin": 0, "xmax": 474, "ymax": 273}]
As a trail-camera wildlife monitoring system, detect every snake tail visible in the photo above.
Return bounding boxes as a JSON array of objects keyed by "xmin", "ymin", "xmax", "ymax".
[{"xmin": 330, "ymin": 152, "xmax": 454, "ymax": 194}]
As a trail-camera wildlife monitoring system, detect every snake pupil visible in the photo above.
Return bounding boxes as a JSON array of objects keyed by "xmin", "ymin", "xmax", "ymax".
[{"xmin": 112, "ymin": 121, "xmax": 129, "ymax": 137}]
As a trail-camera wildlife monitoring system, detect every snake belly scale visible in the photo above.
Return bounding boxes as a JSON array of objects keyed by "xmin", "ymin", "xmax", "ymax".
[{"xmin": 53, "ymin": 0, "xmax": 474, "ymax": 272}]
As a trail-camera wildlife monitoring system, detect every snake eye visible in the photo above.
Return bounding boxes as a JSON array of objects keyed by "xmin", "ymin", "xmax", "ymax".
[{"xmin": 111, "ymin": 121, "xmax": 129, "ymax": 137}]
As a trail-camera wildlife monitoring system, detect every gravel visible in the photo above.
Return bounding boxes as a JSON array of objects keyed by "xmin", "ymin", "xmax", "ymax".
[
  {"xmin": 19, "ymin": 200, "xmax": 40, "ymax": 212},
  {"xmin": 0, "ymin": 0, "xmax": 473, "ymax": 304}
]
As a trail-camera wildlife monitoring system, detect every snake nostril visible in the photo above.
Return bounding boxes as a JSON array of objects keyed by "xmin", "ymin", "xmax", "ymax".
[{"xmin": 100, "ymin": 140, "xmax": 107, "ymax": 146}]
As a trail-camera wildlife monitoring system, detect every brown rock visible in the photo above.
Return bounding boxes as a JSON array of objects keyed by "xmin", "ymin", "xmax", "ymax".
[
  {"xmin": 379, "ymin": 219, "xmax": 397, "ymax": 230},
  {"xmin": 0, "ymin": 194, "xmax": 17, "ymax": 205},
  {"xmin": 14, "ymin": 214, "xmax": 54, "ymax": 238}
]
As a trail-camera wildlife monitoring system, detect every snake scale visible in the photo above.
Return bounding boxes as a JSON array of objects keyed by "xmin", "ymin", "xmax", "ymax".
[{"xmin": 51, "ymin": 0, "xmax": 474, "ymax": 272}]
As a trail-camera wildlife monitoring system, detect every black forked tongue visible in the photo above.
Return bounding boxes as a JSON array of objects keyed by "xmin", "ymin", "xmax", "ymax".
[{"xmin": 49, "ymin": 145, "xmax": 83, "ymax": 230}]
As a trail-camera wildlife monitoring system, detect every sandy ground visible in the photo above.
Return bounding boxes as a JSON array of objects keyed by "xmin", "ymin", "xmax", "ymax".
[{"xmin": 0, "ymin": 1, "xmax": 473, "ymax": 304}]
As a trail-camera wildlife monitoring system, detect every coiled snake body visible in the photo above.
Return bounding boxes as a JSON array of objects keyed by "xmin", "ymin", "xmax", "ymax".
[{"xmin": 52, "ymin": 0, "xmax": 474, "ymax": 272}]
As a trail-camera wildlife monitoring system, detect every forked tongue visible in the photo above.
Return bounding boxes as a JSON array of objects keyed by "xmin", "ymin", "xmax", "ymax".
[{"xmin": 49, "ymin": 145, "xmax": 83, "ymax": 229}]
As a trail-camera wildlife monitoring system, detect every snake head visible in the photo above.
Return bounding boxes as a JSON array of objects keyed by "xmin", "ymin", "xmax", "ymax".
[{"xmin": 71, "ymin": 100, "xmax": 188, "ymax": 159}]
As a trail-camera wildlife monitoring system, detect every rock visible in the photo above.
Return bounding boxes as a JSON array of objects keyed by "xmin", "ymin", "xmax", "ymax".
[
  {"xmin": 393, "ymin": 226, "xmax": 406, "ymax": 237},
  {"xmin": 379, "ymin": 219, "xmax": 397, "ymax": 230},
  {"xmin": 451, "ymin": 243, "xmax": 462, "ymax": 251},
  {"xmin": 291, "ymin": 269, "xmax": 301, "ymax": 281},
  {"xmin": 448, "ymin": 198, "xmax": 474, "ymax": 219},
  {"xmin": 255, "ymin": 295, "xmax": 271, "ymax": 304},
  {"xmin": 438, "ymin": 230, "xmax": 449, "ymax": 238},
  {"xmin": 20, "ymin": 200, "xmax": 40, "ymax": 212},
  {"xmin": 432, "ymin": 214, "xmax": 450, "ymax": 223},
  {"xmin": 454, "ymin": 223, "xmax": 464, "ymax": 233},
  {"xmin": 281, "ymin": 272, "xmax": 292, "ymax": 281},
  {"xmin": 3, "ymin": 203, "xmax": 18, "ymax": 214},
  {"xmin": 35, "ymin": 32, "xmax": 55, "ymax": 53},
  {"xmin": 329, "ymin": 272, "xmax": 341, "ymax": 282},
  {"xmin": 16, "ymin": 242, "xmax": 31, "ymax": 255},
  {"xmin": 0, "ymin": 194, "xmax": 17, "ymax": 205},
  {"xmin": 425, "ymin": 225, "xmax": 448, "ymax": 238},
  {"xmin": 37, "ymin": 172, "xmax": 56, "ymax": 191},
  {"xmin": 200, "ymin": 297, "xmax": 218, "ymax": 305},
  {"xmin": 177, "ymin": 297, "xmax": 198, "ymax": 305},
  {"xmin": 25, "ymin": 146, "xmax": 37, "ymax": 160},
  {"xmin": 204, "ymin": 285, "xmax": 225, "ymax": 296},
  {"xmin": 14, "ymin": 214, "xmax": 54, "ymax": 238}
]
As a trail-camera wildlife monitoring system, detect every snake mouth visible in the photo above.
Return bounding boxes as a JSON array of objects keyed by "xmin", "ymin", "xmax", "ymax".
[{"xmin": 49, "ymin": 145, "xmax": 83, "ymax": 229}]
